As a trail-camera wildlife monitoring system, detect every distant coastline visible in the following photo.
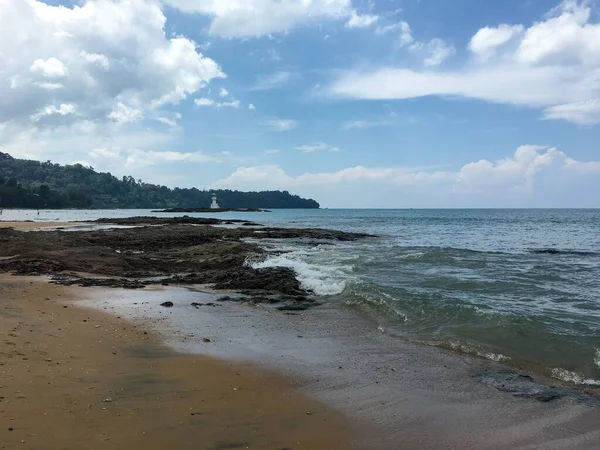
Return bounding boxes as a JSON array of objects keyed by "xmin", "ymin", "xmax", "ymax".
[{"xmin": 152, "ymin": 207, "xmax": 271, "ymax": 213}]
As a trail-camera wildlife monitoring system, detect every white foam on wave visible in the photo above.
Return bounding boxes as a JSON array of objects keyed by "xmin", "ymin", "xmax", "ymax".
[
  {"xmin": 446, "ymin": 341, "xmax": 511, "ymax": 363},
  {"xmin": 550, "ymin": 368, "xmax": 600, "ymax": 386},
  {"xmin": 595, "ymin": 348, "xmax": 600, "ymax": 369},
  {"xmin": 250, "ymin": 248, "xmax": 352, "ymax": 296}
]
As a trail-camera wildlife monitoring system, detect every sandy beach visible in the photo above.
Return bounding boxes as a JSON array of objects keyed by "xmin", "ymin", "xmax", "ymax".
[{"xmin": 0, "ymin": 275, "xmax": 355, "ymax": 449}]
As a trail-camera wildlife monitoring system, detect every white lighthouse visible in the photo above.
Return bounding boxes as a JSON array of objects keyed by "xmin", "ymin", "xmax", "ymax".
[{"xmin": 210, "ymin": 193, "xmax": 220, "ymax": 209}]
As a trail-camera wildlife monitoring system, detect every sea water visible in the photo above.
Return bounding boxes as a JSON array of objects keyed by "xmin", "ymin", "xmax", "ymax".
[{"xmin": 3, "ymin": 208, "xmax": 600, "ymax": 383}]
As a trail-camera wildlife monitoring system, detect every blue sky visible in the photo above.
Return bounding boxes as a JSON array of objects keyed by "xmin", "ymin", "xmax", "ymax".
[{"xmin": 1, "ymin": 0, "xmax": 600, "ymax": 207}]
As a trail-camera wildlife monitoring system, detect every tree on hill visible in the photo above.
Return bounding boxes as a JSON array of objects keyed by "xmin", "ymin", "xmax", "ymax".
[{"xmin": 0, "ymin": 152, "xmax": 319, "ymax": 209}]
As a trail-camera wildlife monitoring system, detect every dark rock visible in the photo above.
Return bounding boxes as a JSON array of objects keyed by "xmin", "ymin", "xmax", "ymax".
[
  {"xmin": 472, "ymin": 368, "xmax": 600, "ymax": 406},
  {"xmin": 160, "ymin": 301, "xmax": 174, "ymax": 308}
]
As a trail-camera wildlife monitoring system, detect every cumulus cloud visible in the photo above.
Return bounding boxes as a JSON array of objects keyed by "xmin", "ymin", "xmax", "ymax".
[
  {"xmin": 469, "ymin": 24, "xmax": 524, "ymax": 59},
  {"xmin": 262, "ymin": 119, "xmax": 299, "ymax": 131},
  {"xmin": 212, "ymin": 146, "xmax": 600, "ymax": 207},
  {"xmin": 296, "ymin": 143, "xmax": 340, "ymax": 153},
  {"xmin": 329, "ymin": 1, "xmax": 600, "ymax": 124},
  {"xmin": 108, "ymin": 103, "xmax": 143, "ymax": 125},
  {"xmin": 164, "ymin": 0, "xmax": 370, "ymax": 37},
  {"xmin": 346, "ymin": 11, "xmax": 379, "ymax": 28},
  {"xmin": 0, "ymin": 0, "xmax": 224, "ymax": 132},
  {"xmin": 195, "ymin": 98, "xmax": 215, "ymax": 106},
  {"xmin": 30, "ymin": 57, "xmax": 69, "ymax": 78},
  {"xmin": 219, "ymin": 88, "xmax": 229, "ymax": 97},
  {"xmin": 248, "ymin": 104, "xmax": 256, "ymax": 110}
]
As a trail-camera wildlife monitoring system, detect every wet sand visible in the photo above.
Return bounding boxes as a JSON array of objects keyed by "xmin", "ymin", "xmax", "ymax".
[
  {"xmin": 0, "ymin": 221, "xmax": 84, "ymax": 231},
  {"xmin": 80, "ymin": 286, "xmax": 600, "ymax": 449},
  {"xmin": 0, "ymin": 275, "xmax": 355, "ymax": 449}
]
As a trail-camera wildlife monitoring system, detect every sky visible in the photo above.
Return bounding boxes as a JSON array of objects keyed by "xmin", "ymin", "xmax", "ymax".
[{"xmin": 1, "ymin": 0, "xmax": 600, "ymax": 208}]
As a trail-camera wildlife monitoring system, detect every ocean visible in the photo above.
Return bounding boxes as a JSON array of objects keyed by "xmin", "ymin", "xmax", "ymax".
[{"xmin": 3, "ymin": 208, "xmax": 600, "ymax": 384}]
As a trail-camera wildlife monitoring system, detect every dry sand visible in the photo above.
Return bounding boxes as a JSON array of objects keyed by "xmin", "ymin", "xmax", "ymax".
[{"xmin": 0, "ymin": 275, "xmax": 355, "ymax": 449}]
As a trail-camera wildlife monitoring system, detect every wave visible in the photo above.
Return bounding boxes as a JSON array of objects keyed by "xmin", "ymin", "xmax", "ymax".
[
  {"xmin": 426, "ymin": 339, "xmax": 511, "ymax": 363},
  {"xmin": 596, "ymin": 349, "xmax": 600, "ymax": 369},
  {"xmin": 550, "ymin": 368, "xmax": 600, "ymax": 386},
  {"xmin": 251, "ymin": 252, "xmax": 350, "ymax": 296}
]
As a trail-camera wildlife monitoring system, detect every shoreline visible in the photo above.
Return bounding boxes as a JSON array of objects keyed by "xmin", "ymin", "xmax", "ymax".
[{"xmin": 0, "ymin": 275, "xmax": 357, "ymax": 449}]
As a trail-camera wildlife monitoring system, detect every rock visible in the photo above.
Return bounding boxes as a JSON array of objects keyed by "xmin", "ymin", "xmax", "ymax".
[
  {"xmin": 216, "ymin": 296, "xmax": 232, "ymax": 302},
  {"xmin": 203, "ymin": 338, "xmax": 212, "ymax": 343},
  {"xmin": 160, "ymin": 301, "xmax": 174, "ymax": 308}
]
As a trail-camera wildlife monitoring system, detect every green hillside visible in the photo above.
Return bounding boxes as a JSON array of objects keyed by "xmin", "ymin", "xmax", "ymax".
[{"xmin": 0, "ymin": 152, "xmax": 319, "ymax": 209}]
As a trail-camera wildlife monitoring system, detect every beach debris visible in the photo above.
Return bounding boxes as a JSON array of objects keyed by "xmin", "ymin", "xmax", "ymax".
[
  {"xmin": 233, "ymin": 387, "xmax": 238, "ymax": 391},
  {"xmin": 391, "ymin": 367, "xmax": 397, "ymax": 372},
  {"xmin": 203, "ymin": 338, "xmax": 212, "ymax": 343},
  {"xmin": 305, "ymin": 411, "xmax": 312, "ymax": 415},
  {"xmin": 8, "ymin": 427, "xmax": 13, "ymax": 431},
  {"xmin": 45, "ymin": 358, "xmax": 52, "ymax": 362},
  {"xmin": 102, "ymin": 398, "xmax": 112, "ymax": 403},
  {"xmin": 95, "ymin": 325, "xmax": 100, "ymax": 328},
  {"xmin": 160, "ymin": 301, "xmax": 174, "ymax": 308}
]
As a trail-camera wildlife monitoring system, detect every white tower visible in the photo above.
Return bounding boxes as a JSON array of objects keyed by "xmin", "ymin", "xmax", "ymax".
[{"xmin": 210, "ymin": 193, "xmax": 220, "ymax": 209}]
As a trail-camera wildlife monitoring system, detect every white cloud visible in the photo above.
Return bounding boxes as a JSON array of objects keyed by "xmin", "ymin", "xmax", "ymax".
[
  {"xmin": 248, "ymin": 103, "xmax": 256, "ymax": 110},
  {"xmin": 157, "ymin": 112, "xmax": 182, "ymax": 127},
  {"xmin": 108, "ymin": 103, "xmax": 143, "ymax": 125},
  {"xmin": 410, "ymin": 38, "xmax": 456, "ymax": 67},
  {"xmin": 296, "ymin": 142, "xmax": 340, "ymax": 153},
  {"xmin": 376, "ymin": 21, "xmax": 413, "ymax": 47},
  {"xmin": 0, "ymin": 0, "xmax": 224, "ymax": 130},
  {"xmin": 195, "ymin": 98, "xmax": 216, "ymax": 106},
  {"xmin": 264, "ymin": 149, "xmax": 280, "ymax": 154},
  {"xmin": 219, "ymin": 100, "xmax": 240, "ymax": 108},
  {"xmin": 36, "ymin": 82, "xmax": 64, "ymax": 90},
  {"xmin": 164, "ymin": 0, "xmax": 360, "ymax": 37},
  {"xmin": 81, "ymin": 51, "xmax": 110, "ymax": 69},
  {"xmin": 194, "ymin": 98, "xmax": 240, "ymax": 108},
  {"xmin": 263, "ymin": 119, "xmax": 299, "ymax": 131},
  {"xmin": 346, "ymin": 11, "xmax": 379, "ymax": 28},
  {"xmin": 542, "ymin": 99, "xmax": 600, "ymax": 125},
  {"xmin": 212, "ymin": 146, "xmax": 600, "ymax": 207},
  {"xmin": 515, "ymin": 1, "xmax": 600, "ymax": 66},
  {"xmin": 31, "ymin": 103, "xmax": 76, "ymax": 123},
  {"xmin": 469, "ymin": 24, "xmax": 524, "ymax": 59},
  {"xmin": 219, "ymin": 88, "xmax": 229, "ymax": 97},
  {"xmin": 30, "ymin": 57, "xmax": 69, "ymax": 78},
  {"xmin": 328, "ymin": 1, "xmax": 600, "ymax": 124}
]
